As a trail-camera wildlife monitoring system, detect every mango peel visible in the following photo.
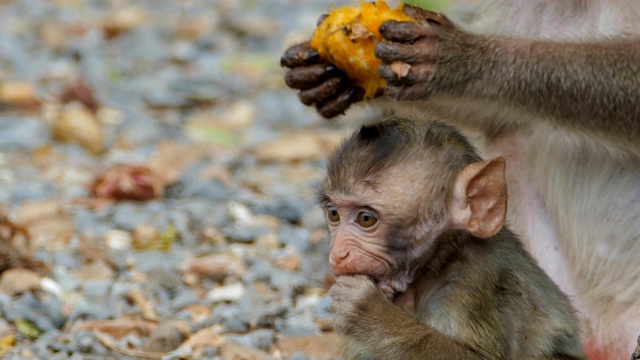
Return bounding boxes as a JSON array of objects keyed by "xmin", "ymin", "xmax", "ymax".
[{"xmin": 310, "ymin": 1, "xmax": 413, "ymax": 98}]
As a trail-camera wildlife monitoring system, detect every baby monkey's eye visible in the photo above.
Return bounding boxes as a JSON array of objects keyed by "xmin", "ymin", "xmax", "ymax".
[
  {"xmin": 327, "ymin": 206, "xmax": 340, "ymax": 222},
  {"xmin": 357, "ymin": 211, "xmax": 378, "ymax": 228}
]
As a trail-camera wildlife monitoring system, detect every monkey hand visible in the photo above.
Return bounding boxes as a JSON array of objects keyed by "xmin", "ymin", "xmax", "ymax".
[
  {"xmin": 281, "ymin": 41, "xmax": 366, "ymax": 119},
  {"xmin": 330, "ymin": 275, "xmax": 398, "ymax": 335},
  {"xmin": 375, "ymin": 5, "xmax": 464, "ymax": 100}
]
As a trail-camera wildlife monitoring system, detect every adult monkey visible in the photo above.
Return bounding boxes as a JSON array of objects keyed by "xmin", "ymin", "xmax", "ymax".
[{"xmin": 281, "ymin": 1, "xmax": 640, "ymax": 359}]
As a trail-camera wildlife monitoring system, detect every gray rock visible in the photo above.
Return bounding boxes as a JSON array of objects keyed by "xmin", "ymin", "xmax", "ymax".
[
  {"xmin": 278, "ymin": 225, "xmax": 311, "ymax": 252},
  {"xmin": 8, "ymin": 179, "xmax": 59, "ymax": 204},
  {"xmin": 71, "ymin": 331, "xmax": 110, "ymax": 356},
  {"xmin": 244, "ymin": 259, "xmax": 274, "ymax": 283},
  {"xmin": 269, "ymin": 268, "xmax": 307, "ymax": 295},
  {"xmin": 50, "ymin": 352, "xmax": 72, "ymax": 360},
  {"xmin": 110, "ymin": 203, "xmax": 153, "ymax": 230},
  {"xmin": 311, "ymin": 294, "xmax": 332, "ymax": 316},
  {"xmin": 83, "ymin": 280, "xmax": 112, "ymax": 299},
  {"xmin": 68, "ymin": 298, "xmax": 114, "ymax": 321},
  {"xmin": 176, "ymin": 178, "xmax": 233, "ymax": 202},
  {"xmin": 0, "ymin": 292, "xmax": 12, "ymax": 319},
  {"xmin": 52, "ymin": 250, "xmax": 80, "ymax": 269},
  {"xmin": 77, "ymin": 333, "xmax": 95, "ymax": 353},
  {"xmin": 202, "ymin": 346, "xmax": 220, "ymax": 358},
  {"xmin": 280, "ymin": 309, "xmax": 320, "ymax": 336},
  {"xmin": 171, "ymin": 290, "xmax": 201, "ymax": 310},
  {"xmin": 145, "ymin": 323, "xmax": 185, "ymax": 352},
  {"xmin": 223, "ymin": 318, "xmax": 249, "ymax": 333},
  {"xmin": 132, "ymin": 250, "xmax": 187, "ymax": 273},
  {"xmin": 147, "ymin": 267, "xmax": 183, "ymax": 291},
  {"xmin": 222, "ymin": 224, "xmax": 268, "ymax": 244},
  {"xmin": 226, "ymin": 329, "xmax": 276, "ymax": 351},
  {"xmin": 33, "ymin": 329, "xmax": 61, "ymax": 356},
  {"xmin": 249, "ymin": 303, "xmax": 289, "ymax": 329},
  {"xmin": 51, "ymin": 266, "xmax": 81, "ymax": 292},
  {"xmin": 252, "ymin": 198, "xmax": 304, "ymax": 224},
  {"xmin": 69, "ymin": 352, "xmax": 85, "ymax": 360},
  {"xmin": 0, "ymin": 116, "xmax": 50, "ymax": 151},
  {"xmin": 14, "ymin": 292, "xmax": 65, "ymax": 331},
  {"xmin": 289, "ymin": 353, "xmax": 311, "ymax": 360}
]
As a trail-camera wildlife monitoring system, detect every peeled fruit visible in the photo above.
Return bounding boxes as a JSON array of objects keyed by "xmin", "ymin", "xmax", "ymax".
[{"xmin": 310, "ymin": 0, "xmax": 412, "ymax": 98}]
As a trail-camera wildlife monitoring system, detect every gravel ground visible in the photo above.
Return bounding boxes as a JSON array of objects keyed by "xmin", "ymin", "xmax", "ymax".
[{"xmin": 0, "ymin": 0, "xmax": 379, "ymax": 359}]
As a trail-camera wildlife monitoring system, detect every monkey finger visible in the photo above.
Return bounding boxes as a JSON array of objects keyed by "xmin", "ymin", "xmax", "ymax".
[
  {"xmin": 280, "ymin": 42, "xmax": 320, "ymax": 68},
  {"xmin": 316, "ymin": 86, "xmax": 365, "ymax": 119},
  {"xmin": 375, "ymin": 41, "xmax": 436, "ymax": 64},
  {"xmin": 298, "ymin": 77, "xmax": 344, "ymax": 105},
  {"xmin": 284, "ymin": 64, "xmax": 342, "ymax": 90},
  {"xmin": 350, "ymin": 274, "xmax": 375, "ymax": 284},
  {"xmin": 379, "ymin": 20, "xmax": 433, "ymax": 44},
  {"xmin": 336, "ymin": 274, "xmax": 375, "ymax": 289},
  {"xmin": 402, "ymin": 5, "xmax": 457, "ymax": 30},
  {"xmin": 378, "ymin": 63, "xmax": 402, "ymax": 82},
  {"xmin": 402, "ymin": 4, "xmax": 437, "ymax": 21}
]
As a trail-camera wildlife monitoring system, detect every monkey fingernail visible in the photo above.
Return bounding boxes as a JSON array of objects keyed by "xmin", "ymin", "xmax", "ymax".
[{"xmin": 307, "ymin": 50, "xmax": 320, "ymax": 61}]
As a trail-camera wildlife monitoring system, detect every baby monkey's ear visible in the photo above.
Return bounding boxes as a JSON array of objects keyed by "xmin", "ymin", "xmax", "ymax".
[{"xmin": 450, "ymin": 156, "xmax": 507, "ymax": 239}]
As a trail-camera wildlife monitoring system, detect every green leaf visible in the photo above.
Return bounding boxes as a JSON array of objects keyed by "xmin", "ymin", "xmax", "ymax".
[
  {"xmin": 184, "ymin": 123, "xmax": 240, "ymax": 147},
  {"xmin": 15, "ymin": 318, "xmax": 42, "ymax": 339}
]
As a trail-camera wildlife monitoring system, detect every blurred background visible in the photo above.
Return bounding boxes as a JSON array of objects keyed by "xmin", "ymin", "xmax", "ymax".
[{"xmin": 0, "ymin": 0, "xmax": 444, "ymax": 359}]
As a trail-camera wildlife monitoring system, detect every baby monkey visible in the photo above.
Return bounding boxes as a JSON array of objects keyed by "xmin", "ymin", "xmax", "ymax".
[{"xmin": 318, "ymin": 117, "xmax": 585, "ymax": 359}]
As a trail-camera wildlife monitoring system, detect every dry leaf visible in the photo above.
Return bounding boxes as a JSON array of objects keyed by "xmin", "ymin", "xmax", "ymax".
[
  {"xmin": 59, "ymin": 81, "xmax": 100, "ymax": 113},
  {"xmin": 127, "ymin": 288, "xmax": 157, "ymax": 321},
  {"xmin": 186, "ymin": 253, "xmax": 245, "ymax": 279},
  {"xmin": 132, "ymin": 224, "xmax": 160, "ymax": 250},
  {"xmin": 390, "ymin": 61, "xmax": 411, "ymax": 78},
  {"xmin": 0, "ymin": 81, "xmax": 38, "ymax": 107},
  {"xmin": 92, "ymin": 165, "xmax": 164, "ymax": 201},
  {"xmin": 53, "ymin": 103, "xmax": 105, "ymax": 154},
  {"xmin": 275, "ymin": 333, "xmax": 342, "ymax": 358},
  {"xmin": 71, "ymin": 260, "xmax": 115, "ymax": 283},
  {"xmin": 12, "ymin": 200, "xmax": 65, "ymax": 226},
  {"xmin": 149, "ymin": 141, "xmax": 204, "ymax": 186},
  {"xmin": 176, "ymin": 17, "xmax": 212, "ymax": 40},
  {"xmin": 102, "ymin": 6, "xmax": 148, "ymax": 39},
  {"xmin": 22, "ymin": 213, "xmax": 75, "ymax": 251},
  {"xmin": 0, "ymin": 238, "xmax": 46, "ymax": 275},
  {"xmin": 0, "ymin": 334, "xmax": 16, "ymax": 357},
  {"xmin": 276, "ymin": 246, "xmax": 301, "ymax": 271},
  {"xmin": 94, "ymin": 330, "xmax": 172, "ymax": 358},
  {"xmin": 177, "ymin": 325, "xmax": 225, "ymax": 351},
  {"xmin": 0, "ymin": 268, "xmax": 42, "ymax": 296},
  {"xmin": 75, "ymin": 318, "xmax": 156, "ymax": 340},
  {"xmin": 181, "ymin": 304, "xmax": 212, "ymax": 322},
  {"xmin": 221, "ymin": 343, "xmax": 274, "ymax": 360},
  {"xmin": 132, "ymin": 225, "xmax": 176, "ymax": 252},
  {"xmin": 144, "ymin": 323, "xmax": 186, "ymax": 352},
  {"xmin": 349, "ymin": 23, "xmax": 374, "ymax": 40},
  {"xmin": 39, "ymin": 22, "xmax": 67, "ymax": 52},
  {"xmin": 253, "ymin": 130, "xmax": 344, "ymax": 162}
]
